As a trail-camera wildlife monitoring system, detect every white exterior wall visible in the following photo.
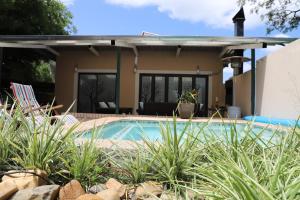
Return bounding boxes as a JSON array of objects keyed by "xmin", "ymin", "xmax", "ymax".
[{"xmin": 255, "ymin": 39, "xmax": 300, "ymax": 119}]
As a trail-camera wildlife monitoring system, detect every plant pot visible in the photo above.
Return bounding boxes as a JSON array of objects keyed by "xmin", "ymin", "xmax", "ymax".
[{"xmin": 178, "ymin": 103, "xmax": 195, "ymax": 119}]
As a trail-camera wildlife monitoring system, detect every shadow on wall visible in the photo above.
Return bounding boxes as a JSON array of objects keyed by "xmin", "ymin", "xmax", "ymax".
[{"xmin": 255, "ymin": 57, "xmax": 267, "ymax": 116}]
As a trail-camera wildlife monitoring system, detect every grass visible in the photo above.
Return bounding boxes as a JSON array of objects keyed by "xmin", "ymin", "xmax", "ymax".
[{"xmin": 0, "ymin": 99, "xmax": 299, "ymax": 199}]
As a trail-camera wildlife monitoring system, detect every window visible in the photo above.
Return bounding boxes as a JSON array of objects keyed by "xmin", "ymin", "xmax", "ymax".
[
  {"xmin": 78, "ymin": 73, "xmax": 116, "ymax": 113},
  {"xmin": 139, "ymin": 74, "xmax": 208, "ymax": 109},
  {"xmin": 168, "ymin": 77, "xmax": 179, "ymax": 103},
  {"xmin": 182, "ymin": 77, "xmax": 193, "ymax": 94},
  {"xmin": 154, "ymin": 76, "xmax": 165, "ymax": 102},
  {"xmin": 140, "ymin": 76, "xmax": 152, "ymax": 103}
]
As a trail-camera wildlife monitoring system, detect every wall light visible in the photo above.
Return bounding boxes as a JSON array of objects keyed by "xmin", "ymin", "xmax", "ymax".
[
  {"xmin": 74, "ymin": 64, "xmax": 78, "ymax": 72},
  {"xmin": 196, "ymin": 65, "xmax": 200, "ymax": 74},
  {"xmin": 133, "ymin": 65, "xmax": 137, "ymax": 73}
]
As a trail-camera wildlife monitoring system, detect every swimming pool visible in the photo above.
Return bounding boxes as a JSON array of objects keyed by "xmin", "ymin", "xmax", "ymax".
[{"xmin": 81, "ymin": 120, "xmax": 276, "ymax": 141}]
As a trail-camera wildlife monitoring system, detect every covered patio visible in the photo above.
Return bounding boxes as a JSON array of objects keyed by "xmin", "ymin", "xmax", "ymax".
[{"xmin": 0, "ymin": 35, "xmax": 296, "ymax": 118}]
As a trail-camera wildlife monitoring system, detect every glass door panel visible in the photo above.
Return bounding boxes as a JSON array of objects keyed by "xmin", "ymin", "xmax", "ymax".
[
  {"xmin": 182, "ymin": 77, "xmax": 193, "ymax": 94},
  {"xmin": 78, "ymin": 74, "xmax": 97, "ymax": 113},
  {"xmin": 168, "ymin": 77, "xmax": 179, "ymax": 102},
  {"xmin": 96, "ymin": 74, "xmax": 116, "ymax": 102},
  {"xmin": 195, "ymin": 77, "xmax": 207, "ymax": 105},
  {"xmin": 154, "ymin": 76, "xmax": 165, "ymax": 102},
  {"xmin": 78, "ymin": 73, "xmax": 116, "ymax": 113},
  {"xmin": 140, "ymin": 76, "xmax": 152, "ymax": 103}
]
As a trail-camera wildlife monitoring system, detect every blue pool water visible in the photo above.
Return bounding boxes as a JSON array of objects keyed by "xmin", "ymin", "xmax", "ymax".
[{"xmin": 82, "ymin": 120, "xmax": 277, "ymax": 141}]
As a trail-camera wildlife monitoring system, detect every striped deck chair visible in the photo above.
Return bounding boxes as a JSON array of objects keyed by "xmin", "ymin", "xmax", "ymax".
[{"xmin": 10, "ymin": 82, "xmax": 79, "ymax": 126}]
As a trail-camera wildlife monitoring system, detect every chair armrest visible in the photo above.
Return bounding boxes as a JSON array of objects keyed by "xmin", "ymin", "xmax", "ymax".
[{"xmin": 23, "ymin": 104, "xmax": 64, "ymax": 114}]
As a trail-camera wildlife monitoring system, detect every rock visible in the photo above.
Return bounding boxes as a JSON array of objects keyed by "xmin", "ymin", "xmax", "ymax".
[
  {"xmin": 2, "ymin": 169, "xmax": 48, "ymax": 190},
  {"xmin": 160, "ymin": 192, "xmax": 183, "ymax": 200},
  {"xmin": 88, "ymin": 184, "xmax": 107, "ymax": 194},
  {"xmin": 9, "ymin": 185, "xmax": 59, "ymax": 200},
  {"xmin": 135, "ymin": 181, "xmax": 163, "ymax": 199},
  {"xmin": 59, "ymin": 180, "xmax": 85, "ymax": 200},
  {"xmin": 105, "ymin": 178, "xmax": 126, "ymax": 197},
  {"xmin": 0, "ymin": 180, "xmax": 18, "ymax": 200},
  {"xmin": 96, "ymin": 188, "xmax": 120, "ymax": 200},
  {"xmin": 76, "ymin": 194, "xmax": 103, "ymax": 200}
]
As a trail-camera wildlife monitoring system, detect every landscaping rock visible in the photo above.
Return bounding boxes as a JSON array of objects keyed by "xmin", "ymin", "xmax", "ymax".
[
  {"xmin": 88, "ymin": 184, "xmax": 107, "ymax": 194},
  {"xmin": 9, "ymin": 184, "xmax": 59, "ymax": 200},
  {"xmin": 135, "ymin": 181, "xmax": 163, "ymax": 199},
  {"xmin": 96, "ymin": 188, "xmax": 120, "ymax": 200},
  {"xmin": 76, "ymin": 194, "xmax": 103, "ymax": 200},
  {"xmin": 2, "ymin": 169, "xmax": 48, "ymax": 190},
  {"xmin": 59, "ymin": 180, "xmax": 85, "ymax": 200},
  {"xmin": 160, "ymin": 192, "xmax": 182, "ymax": 200},
  {"xmin": 105, "ymin": 178, "xmax": 126, "ymax": 197},
  {"xmin": 0, "ymin": 180, "xmax": 18, "ymax": 200}
]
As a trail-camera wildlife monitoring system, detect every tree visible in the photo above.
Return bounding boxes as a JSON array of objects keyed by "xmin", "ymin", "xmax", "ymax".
[
  {"xmin": 0, "ymin": 0, "xmax": 75, "ymax": 87},
  {"xmin": 0, "ymin": 0, "xmax": 75, "ymax": 35},
  {"xmin": 239, "ymin": 0, "xmax": 300, "ymax": 33}
]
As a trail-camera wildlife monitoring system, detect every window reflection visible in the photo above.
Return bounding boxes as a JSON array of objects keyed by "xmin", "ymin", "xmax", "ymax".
[
  {"xmin": 140, "ymin": 76, "xmax": 152, "ymax": 102},
  {"xmin": 168, "ymin": 77, "xmax": 179, "ymax": 103},
  {"xmin": 182, "ymin": 77, "xmax": 193, "ymax": 94},
  {"xmin": 154, "ymin": 76, "xmax": 165, "ymax": 102},
  {"xmin": 78, "ymin": 73, "xmax": 116, "ymax": 113}
]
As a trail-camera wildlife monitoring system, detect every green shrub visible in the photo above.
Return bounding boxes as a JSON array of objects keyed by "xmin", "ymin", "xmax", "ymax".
[
  {"xmin": 109, "ymin": 146, "xmax": 154, "ymax": 184},
  {"xmin": 60, "ymin": 128, "xmax": 108, "ymax": 188},
  {"xmin": 187, "ymin": 121, "xmax": 300, "ymax": 199},
  {"xmin": 7, "ymin": 106, "xmax": 77, "ymax": 173},
  {"xmin": 142, "ymin": 117, "xmax": 205, "ymax": 186},
  {"xmin": 0, "ymin": 103, "xmax": 19, "ymax": 169}
]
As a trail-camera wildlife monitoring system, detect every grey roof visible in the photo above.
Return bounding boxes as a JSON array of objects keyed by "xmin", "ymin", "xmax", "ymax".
[{"xmin": 0, "ymin": 35, "xmax": 297, "ymax": 48}]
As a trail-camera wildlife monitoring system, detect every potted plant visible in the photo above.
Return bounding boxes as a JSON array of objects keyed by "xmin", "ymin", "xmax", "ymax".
[{"xmin": 177, "ymin": 89, "xmax": 198, "ymax": 119}]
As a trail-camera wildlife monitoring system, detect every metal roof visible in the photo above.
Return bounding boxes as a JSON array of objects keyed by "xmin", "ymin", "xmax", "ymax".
[
  {"xmin": 0, "ymin": 35, "xmax": 297, "ymax": 57},
  {"xmin": 0, "ymin": 35, "xmax": 296, "ymax": 47}
]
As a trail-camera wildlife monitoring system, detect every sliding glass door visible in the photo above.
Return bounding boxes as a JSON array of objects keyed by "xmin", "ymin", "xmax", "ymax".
[
  {"xmin": 77, "ymin": 73, "xmax": 116, "ymax": 113},
  {"xmin": 139, "ymin": 74, "xmax": 208, "ymax": 115}
]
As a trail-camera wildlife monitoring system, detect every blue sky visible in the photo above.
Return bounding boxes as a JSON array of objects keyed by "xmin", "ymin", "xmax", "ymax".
[{"xmin": 61, "ymin": 0, "xmax": 299, "ymax": 81}]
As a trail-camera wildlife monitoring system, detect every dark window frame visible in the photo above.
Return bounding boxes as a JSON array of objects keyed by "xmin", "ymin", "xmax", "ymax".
[
  {"xmin": 139, "ymin": 73, "xmax": 209, "ymax": 114},
  {"xmin": 77, "ymin": 72, "xmax": 116, "ymax": 112}
]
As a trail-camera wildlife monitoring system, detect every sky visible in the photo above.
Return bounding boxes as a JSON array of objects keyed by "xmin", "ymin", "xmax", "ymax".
[{"xmin": 60, "ymin": 0, "xmax": 299, "ymax": 81}]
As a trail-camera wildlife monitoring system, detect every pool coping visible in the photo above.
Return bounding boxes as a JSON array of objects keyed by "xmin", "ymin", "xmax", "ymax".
[{"xmin": 69, "ymin": 116, "xmax": 289, "ymax": 149}]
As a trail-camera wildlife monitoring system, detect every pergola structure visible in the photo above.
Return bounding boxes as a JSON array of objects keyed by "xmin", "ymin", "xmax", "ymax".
[{"xmin": 0, "ymin": 35, "xmax": 297, "ymax": 114}]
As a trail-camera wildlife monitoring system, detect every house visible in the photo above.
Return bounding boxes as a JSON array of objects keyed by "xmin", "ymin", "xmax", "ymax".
[{"xmin": 0, "ymin": 9, "xmax": 297, "ymax": 117}]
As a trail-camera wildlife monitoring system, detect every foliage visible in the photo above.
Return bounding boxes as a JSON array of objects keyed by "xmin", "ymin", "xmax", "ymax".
[
  {"xmin": 142, "ymin": 117, "xmax": 203, "ymax": 185},
  {"xmin": 60, "ymin": 129, "xmax": 107, "ymax": 188},
  {"xmin": 0, "ymin": 0, "xmax": 75, "ymax": 89},
  {"xmin": 1, "ymin": 98, "xmax": 300, "ymax": 198},
  {"xmin": 0, "ymin": 0, "xmax": 75, "ymax": 35},
  {"xmin": 109, "ymin": 147, "xmax": 154, "ymax": 184},
  {"xmin": 239, "ymin": 0, "xmax": 300, "ymax": 33},
  {"xmin": 8, "ymin": 109, "xmax": 77, "ymax": 173},
  {"xmin": 0, "ymin": 103, "xmax": 18, "ymax": 169},
  {"xmin": 185, "ymin": 122, "xmax": 300, "ymax": 199},
  {"xmin": 178, "ymin": 89, "xmax": 198, "ymax": 104},
  {"xmin": 32, "ymin": 60, "xmax": 55, "ymax": 83}
]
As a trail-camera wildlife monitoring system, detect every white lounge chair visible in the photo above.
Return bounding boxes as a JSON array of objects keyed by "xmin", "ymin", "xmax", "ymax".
[{"xmin": 10, "ymin": 82, "xmax": 79, "ymax": 126}]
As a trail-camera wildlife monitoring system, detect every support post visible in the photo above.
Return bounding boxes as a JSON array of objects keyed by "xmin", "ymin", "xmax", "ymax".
[
  {"xmin": 115, "ymin": 48, "xmax": 121, "ymax": 114},
  {"xmin": 251, "ymin": 49, "xmax": 256, "ymax": 115},
  {"xmin": 0, "ymin": 48, "xmax": 3, "ymax": 90}
]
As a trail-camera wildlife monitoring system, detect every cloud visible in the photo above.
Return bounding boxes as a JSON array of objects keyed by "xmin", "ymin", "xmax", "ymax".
[
  {"xmin": 60, "ymin": 0, "xmax": 75, "ymax": 6},
  {"xmin": 105, "ymin": 0, "xmax": 263, "ymax": 29}
]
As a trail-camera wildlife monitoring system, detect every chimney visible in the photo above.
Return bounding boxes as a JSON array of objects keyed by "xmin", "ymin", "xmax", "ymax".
[
  {"xmin": 233, "ymin": 7, "xmax": 245, "ymax": 36},
  {"xmin": 232, "ymin": 7, "xmax": 245, "ymax": 74}
]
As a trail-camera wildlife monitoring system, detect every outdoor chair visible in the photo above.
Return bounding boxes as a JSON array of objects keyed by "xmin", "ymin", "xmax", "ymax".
[{"xmin": 10, "ymin": 82, "xmax": 79, "ymax": 126}]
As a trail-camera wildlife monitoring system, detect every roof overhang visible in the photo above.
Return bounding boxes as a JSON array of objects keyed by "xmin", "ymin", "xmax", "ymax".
[{"xmin": 0, "ymin": 35, "xmax": 297, "ymax": 57}]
